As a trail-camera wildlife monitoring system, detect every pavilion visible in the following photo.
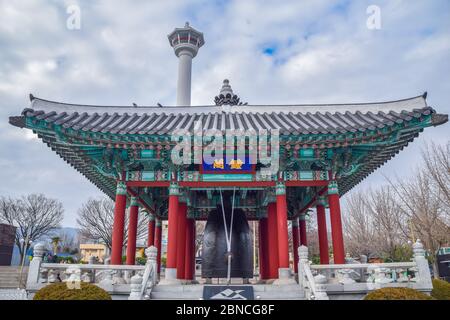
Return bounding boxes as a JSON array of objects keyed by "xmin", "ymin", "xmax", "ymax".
[{"xmin": 9, "ymin": 23, "xmax": 448, "ymax": 283}]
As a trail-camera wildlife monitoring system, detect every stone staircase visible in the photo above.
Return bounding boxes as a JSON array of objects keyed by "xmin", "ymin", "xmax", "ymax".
[
  {"xmin": 0, "ymin": 266, "xmax": 28, "ymax": 289},
  {"xmin": 151, "ymin": 283, "xmax": 305, "ymax": 300}
]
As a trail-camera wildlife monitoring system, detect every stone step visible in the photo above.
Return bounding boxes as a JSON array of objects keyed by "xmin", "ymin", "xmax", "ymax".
[
  {"xmin": 0, "ymin": 268, "xmax": 28, "ymax": 288},
  {"xmin": 0, "ymin": 275, "xmax": 23, "ymax": 279},
  {"xmin": 152, "ymin": 284, "xmax": 203, "ymax": 293},
  {"xmin": 150, "ymin": 284, "xmax": 305, "ymax": 300},
  {"xmin": 0, "ymin": 277, "xmax": 21, "ymax": 282}
]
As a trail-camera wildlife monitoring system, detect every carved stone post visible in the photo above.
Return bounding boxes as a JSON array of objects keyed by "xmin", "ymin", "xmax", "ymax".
[
  {"xmin": 39, "ymin": 268, "xmax": 48, "ymax": 284},
  {"xmin": 145, "ymin": 246, "xmax": 158, "ymax": 285},
  {"xmin": 99, "ymin": 270, "xmax": 114, "ymax": 287},
  {"xmin": 413, "ymin": 239, "xmax": 432, "ymax": 289},
  {"xmin": 27, "ymin": 242, "xmax": 45, "ymax": 288},
  {"xmin": 48, "ymin": 269, "xmax": 57, "ymax": 283},
  {"xmin": 138, "ymin": 246, "xmax": 158, "ymax": 298},
  {"xmin": 128, "ymin": 274, "xmax": 143, "ymax": 300},
  {"xmin": 314, "ymin": 274, "xmax": 329, "ymax": 300},
  {"xmin": 298, "ymin": 245, "xmax": 308, "ymax": 289},
  {"xmin": 81, "ymin": 272, "xmax": 92, "ymax": 283},
  {"xmin": 65, "ymin": 266, "xmax": 82, "ymax": 289}
]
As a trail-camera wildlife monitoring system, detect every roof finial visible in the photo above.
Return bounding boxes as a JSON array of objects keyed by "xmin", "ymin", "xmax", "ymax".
[
  {"xmin": 214, "ymin": 79, "xmax": 247, "ymax": 106},
  {"xmin": 220, "ymin": 79, "xmax": 233, "ymax": 96},
  {"xmin": 185, "ymin": 21, "xmax": 190, "ymax": 28}
]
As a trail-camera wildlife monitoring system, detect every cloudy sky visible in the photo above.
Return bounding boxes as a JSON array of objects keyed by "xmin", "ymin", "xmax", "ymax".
[{"xmin": 1, "ymin": 0, "xmax": 449, "ymax": 227}]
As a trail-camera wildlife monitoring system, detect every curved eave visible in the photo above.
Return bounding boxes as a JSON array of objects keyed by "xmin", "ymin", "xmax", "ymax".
[
  {"xmin": 8, "ymin": 93, "xmax": 448, "ymax": 199},
  {"xmin": 11, "ymin": 98, "xmax": 439, "ymax": 136},
  {"xmin": 26, "ymin": 93, "xmax": 429, "ymax": 114}
]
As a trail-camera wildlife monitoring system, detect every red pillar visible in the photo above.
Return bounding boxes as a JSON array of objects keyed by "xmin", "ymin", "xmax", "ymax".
[
  {"xmin": 299, "ymin": 214, "xmax": 307, "ymax": 246},
  {"xmin": 328, "ymin": 180, "xmax": 345, "ymax": 264},
  {"xmin": 191, "ymin": 220, "xmax": 196, "ymax": 280},
  {"xmin": 267, "ymin": 203, "xmax": 279, "ymax": 279},
  {"xmin": 154, "ymin": 218, "xmax": 162, "ymax": 274},
  {"xmin": 292, "ymin": 218, "xmax": 300, "ymax": 273},
  {"xmin": 126, "ymin": 197, "xmax": 139, "ymax": 265},
  {"xmin": 276, "ymin": 183, "xmax": 290, "ymax": 274},
  {"xmin": 317, "ymin": 196, "xmax": 330, "ymax": 264},
  {"xmin": 176, "ymin": 203, "xmax": 187, "ymax": 280},
  {"xmin": 165, "ymin": 183, "xmax": 179, "ymax": 280},
  {"xmin": 147, "ymin": 213, "xmax": 155, "ymax": 247},
  {"xmin": 111, "ymin": 181, "xmax": 127, "ymax": 265},
  {"xmin": 185, "ymin": 218, "xmax": 195, "ymax": 281},
  {"xmin": 258, "ymin": 218, "xmax": 269, "ymax": 280}
]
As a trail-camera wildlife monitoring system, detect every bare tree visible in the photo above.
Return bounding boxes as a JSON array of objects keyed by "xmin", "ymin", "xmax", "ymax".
[
  {"xmin": 387, "ymin": 170, "xmax": 450, "ymax": 275},
  {"xmin": 422, "ymin": 141, "xmax": 450, "ymax": 220},
  {"xmin": 366, "ymin": 187, "xmax": 409, "ymax": 261},
  {"xmin": 305, "ymin": 211, "xmax": 320, "ymax": 260},
  {"xmin": 343, "ymin": 141, "xmax": 450, "ymax": 268},
  {"xmin": 57, "ymin": 230, "xmax": 80, "ymax": 254},
  {"xmin": 343, "ymin": 190, "xmax": 378, "ymax": 257},
  {"xmin": 76, "ymin": 197, "xmax": 148, "ymax": 251},
  {"xmin": 0, "ymin": 194, "xmax": 64, "ymax": 262}
]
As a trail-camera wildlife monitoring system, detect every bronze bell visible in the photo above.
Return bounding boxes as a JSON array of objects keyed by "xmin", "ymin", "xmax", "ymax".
[{"xmin": 201, "ymin": 192, "xmax": 253, "ymax": 279}]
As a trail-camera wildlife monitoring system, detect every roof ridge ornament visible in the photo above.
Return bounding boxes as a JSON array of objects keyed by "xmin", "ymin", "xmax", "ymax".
[{"xmin": 214, "ymin": 79, "xmax": 247, "ymax": 106}]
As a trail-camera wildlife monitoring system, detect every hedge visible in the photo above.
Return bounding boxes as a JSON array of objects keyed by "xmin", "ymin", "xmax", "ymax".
[
  {"xmin": 431, "ymin": 278, "xmax": 450, "ymax": 300},
  {"xmin": 33, "ymin": 282, "xmax": 111, "ymax": 300},
  {"xmin": 364, "ymin": 287, "xmax": 432, "ymax": 300}
]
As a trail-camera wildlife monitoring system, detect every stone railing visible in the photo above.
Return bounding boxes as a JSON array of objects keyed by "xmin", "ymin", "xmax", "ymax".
[
  {"xmin": 26, "ymin": 243, "xmax": 158, "ymax": 299},
  {"xmin": 298, "ymin": 239, "xmax": 433, "ymax": 300},
  {"xmin": 298, "ymin": 246, "xmax": 329, "ymax": 300}
]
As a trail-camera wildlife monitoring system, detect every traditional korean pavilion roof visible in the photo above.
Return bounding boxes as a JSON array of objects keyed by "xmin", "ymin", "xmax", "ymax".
[
  {"xmin": 8, "ymin": 92, "xmax": 448, "ymax": 207},
  {"xmin": 10, "ymin": 93, "xmax": 446, "ymax": 135}
]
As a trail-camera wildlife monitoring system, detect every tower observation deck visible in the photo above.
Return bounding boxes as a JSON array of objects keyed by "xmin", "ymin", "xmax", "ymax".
[{"xmin": 168, "ymin": 22, "xmax": 205, "ymax": 106}]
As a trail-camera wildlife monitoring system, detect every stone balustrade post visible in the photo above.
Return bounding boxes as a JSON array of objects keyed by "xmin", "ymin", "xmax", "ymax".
[
  {"xmin": 128, "ymin": 274, "xmax": 143, "ymax": 300},
  {"xmin": 65, "ymin": 265, "xmax": 82, "ymax": 289},
  {"xmin": 145, "ymin": 246, "xmax": 158, "ymax": 284},
  {"xmin": 81, "ymin": 271, "xmax": 92, "ymax": 283},
  {"xmin": 298, "ymin": 245, "xmax": 308, "ymax": 289},
  {"xmin": 99, "ymin": 270, "xmax": 114, "ymax": 287},
  {"xmin": 26, "ymin": 242, "xmax": 45, "ymax": 288},
  {"xmin": 313, "ymin": 274, "xmax": 329, "ymax": 300},
  {"xmin": 48, "ymin": 269, "xmax": 57, "ymax": 283},
  {"xmin": 412, "ymin": 239, "xmax": 432, "ymax": 289},
  {"xmin": 137, "ymin": 246, "xmax": 158, "ymax": 299}
]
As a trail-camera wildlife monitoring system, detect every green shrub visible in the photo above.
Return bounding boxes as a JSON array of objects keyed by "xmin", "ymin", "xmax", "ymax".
[
  {"xmin": 55, "ymin": 256, "xmax": 76, "ymax": 264},
  {"xmin": 311, "ymin": 255, "xmax": 321, "ymax": 265},
  {"xmin": 364, "ymin": 287, "xmax": 432, "ymax": 300},
  {"xmin": 431, "ymin": 278, "xmax": 450, "ymax": 300},
  {"xmin": 33, "ymin": 282, "xmax": 111, "ymax": 300}
]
